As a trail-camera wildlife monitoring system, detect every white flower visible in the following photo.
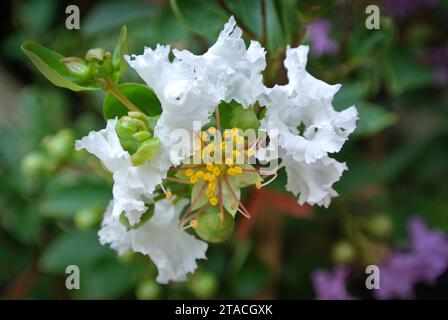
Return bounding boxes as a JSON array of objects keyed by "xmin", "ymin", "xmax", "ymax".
[
  {"xmin": 75, "ymin": 119, "xmax": 165, "ymax": 225},
  {"xmin": 125, "ymin": 17, "xmax": 266, "ymax": 170},
  {"xmin": 281, "ymin": 152, "xmax": 347, "ymax": 207},
  {"xmin": 259, "ymin": 45, "xmax": 357, "ymax": 207},
  {"xmin": 261, "ymin": 45, "xmax": 358, "ymax": 164},
  {"xmin": 99, "ymin": 199, "xmax": 208, "ymax": 284},
  {"xmin": 176, "ymin": 16, "xmax": 266, "ymax": 108}
]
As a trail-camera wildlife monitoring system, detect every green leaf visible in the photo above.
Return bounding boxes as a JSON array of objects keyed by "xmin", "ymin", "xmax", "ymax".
[
  {"xmin": 39, "ymin": 230, "xmax": 113, "ymax": 274},
  {"xmin": 274, "ymin": 0, "xmax": 299, "ymax": 44},
  {"xmin": 39, "ymin": 181, "xmax": 111, "ymax": 218},
  {"xmin": 385, "ymin": 49, "xmax": 435, "ymax": 96},
  {"xmin": 21, "ymin": 42, "xmax": 102, "ymax": 91},
  {"xmin": 103, "ymin": 83, "xmax": 162, "ymax": 119},
  {"xmin": 354, "ymin": 102, "xmax": 398, "ymax": 137},
  {"xmin": 112, "ymin": 26, "xmax": 129, "ymax": 81}
]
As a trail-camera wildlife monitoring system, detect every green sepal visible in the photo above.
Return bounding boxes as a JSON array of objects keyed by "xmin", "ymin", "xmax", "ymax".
[{"xmin": 131, "ymin": 137, "xmax": 161, "ymax": 166}]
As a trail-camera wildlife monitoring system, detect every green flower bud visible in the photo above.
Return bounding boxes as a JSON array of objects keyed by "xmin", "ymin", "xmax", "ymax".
[
  {"xmin": 21, "ymin": 151, "xmax": 47, "ymax": 178},
  {"xmin": 367, "ymin": 214, "xmax": 393, "ymax": 239},
  {"xmin": 43, "ymin": 129, "xmax": 75, "ymax": 160},
  {"xmin": 136, "ymin": 279, "xmax": 162, "ymax": 300},
  {"xmin": 132, "ymin": 131, "xmax": 152, "ymax": 142},
  {"xmin": 331, "ymin": 240, "xmax": 356, "ymax": 265},
  {"xmin": 85, "ymin": 48, "xmax": 106, "ymax": 62},
  {"xmin": 188, "ymin": 271, "xmax": 218, "ymax": 299},
  {"xmin": 74, "ymin": 206, "xmax": 102, "ymax": 230},
  {"xmin": 193, "ymin": 208, "xmax": 234, "ymax": 243},
  {"xmin": 118, "ymin": 251, "xmax": 136, "ymax": 264},
  {"xmin": 131, "ymin": 137, "xmax": 160, "ymax": 166},
  {"xmin": 61, "ymin": 57, "xmax": 90, "ymax": 80}
]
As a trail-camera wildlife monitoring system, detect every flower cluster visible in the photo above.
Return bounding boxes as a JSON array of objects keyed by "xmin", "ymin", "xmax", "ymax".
[{"xmin": 76, "ymin": 17, "xmax": 357, "ymax": 283}]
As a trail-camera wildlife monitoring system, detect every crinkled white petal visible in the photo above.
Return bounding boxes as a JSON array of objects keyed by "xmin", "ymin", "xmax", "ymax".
[
  {"xmin": 98, "ymin": 201, "xmax": 131, "ymax": 255},
  {"xmin": 260, "ymin": 45, "xmax": 358, "ymax": 164},
  {"xmin": 200, "ymin": 16, "xmax": 266, "ymax": 107},
  {"xmin": 125, "ymin": 45, "xmax": 219, "ymax": 171},
  {"xmin": 281, "ymin": 151, "xmax": 347, "ymax": 208},
  {"xmin": 75, "ymin": 119, "xmax": 165, "ymax": 224},
  {"xmin": 99, "ymin": 199, "xmax": 208, "ymax": 284},
  {"xmin": 125, "ymin": 17, "xmax": 266, "ymax": 169}
]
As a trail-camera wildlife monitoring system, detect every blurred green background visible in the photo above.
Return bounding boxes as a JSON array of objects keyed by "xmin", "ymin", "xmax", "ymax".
[{"xmin": 0, "ymin": 0, "xmax": 447, "ymax": 299}]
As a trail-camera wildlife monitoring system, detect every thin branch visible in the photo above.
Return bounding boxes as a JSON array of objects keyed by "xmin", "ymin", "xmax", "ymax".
[
  {"xmin": 215, "ymin": 0, "xmax": 258, "ymax": 40},
  {"xmin": 260, "ymin": 0, "xmax": 267, "ymax": 48}
]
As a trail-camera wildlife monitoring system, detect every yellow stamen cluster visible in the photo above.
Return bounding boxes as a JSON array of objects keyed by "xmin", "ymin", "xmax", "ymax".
[{"xmin": 187, "ymin": 127, "xmax": 254, "ymax": 205}]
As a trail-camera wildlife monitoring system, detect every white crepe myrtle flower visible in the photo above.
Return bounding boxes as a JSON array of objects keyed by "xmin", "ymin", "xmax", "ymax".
[
  {"xmin": 259, "ymin": 45, "xmax": 357, "ymax": 207},
  {"xmin": 125, "ymin": 16, "xmax": 266, "ymax": 171},
  {"xmin": 99, "ymin": 198, "xmax": 208, "ymax": 284},
  {"xmin": 75, "ymin": 119, "xmax": 165, "ymax": 225},
  {"xmin": 261, "ymin": 45, "xmax": 357, "ymax": 164}
]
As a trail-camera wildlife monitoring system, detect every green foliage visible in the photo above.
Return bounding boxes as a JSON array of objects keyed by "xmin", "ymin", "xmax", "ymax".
[
  {"xmin": 21, "ymin": 42, "xmax": 103, "ymax": 91},
  {"xmin": 103, "ymin": 83, "xmax": 162, "ymax": 119}
]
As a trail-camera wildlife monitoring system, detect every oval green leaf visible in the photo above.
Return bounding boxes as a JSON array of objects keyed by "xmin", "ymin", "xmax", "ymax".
[
  {"xmin": 103, "ymin": 83, "xmax": 162, "ymax": 119},
  {"xmin": 21, "ymin": 41, "xmax": 102, "ymax": 91}
]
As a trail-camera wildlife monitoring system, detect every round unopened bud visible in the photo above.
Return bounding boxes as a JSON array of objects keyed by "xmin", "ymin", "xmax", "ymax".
[
  {"xmin": 193, "ymin": 208, "xmax": 234, "ymax": 243},
  {"xmin": 85, "ymin": 48, "xmax": 106, "ymax": 62},
  {"xmin": 188, "ymin": 271, "xmax": 218, "ymax": 299},
  {"xmin": 21, "ymin": 151, "xmax": 48, "ymax": 178},
  {"xmin": 331, "ymin": 240, "xmax": 356, "ymax": 265},
  {"xmin": 61, "ymin": 57, "xmax": 90, "ymax": 80},
  {"xmin": 367, "ymin": 214, "xmax": 393, "ymax": 239},
  {"xmin": 136, "ymin": 279, "xmax": 161, "ymax": 300},
  {"xmin": 131, "ymin": 137, "xmax": 161, "ymax": 167},
  {"xmin": 43, "ymin": 129, "xmax": 75, "ymax": 160},
  {"xmin": 74, "ymin": 207, "xmax": 102, "ymax": 230}
]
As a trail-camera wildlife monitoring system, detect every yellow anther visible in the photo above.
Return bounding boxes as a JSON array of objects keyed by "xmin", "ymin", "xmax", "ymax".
[
  {"xmin": 235, "ymin": 135, "xmax": 245, "ymax": 144},
  {"xmin": 227, "ymin": 168, "xmax": 236, "ymax": 176},
  {"xmin": 185, "ymin": 169, "xmax": 194, "ymax": 177},
  {"xmin": 196, "ymin": 170, "xmax": 204, "ymax": 178},
  {"xmin": 213, "ymin": 167, "xmax": 221, "ymax": 176},
  {"xmin": 206, "ymin": 163, "xmax": 214, "ymax": 171},
  {"xmin": 206, "ymin": 189, "xmax": 214, "ymax": 197},
  {"xmin": 223, "ymin": 130, "xmax": 232, "ymax": 138},
  {"xmin": 190, "ymin": 219, "xmax": 198, "ymax": 229},
  {"xmin": 256, "ymin": 181, "xmax": 262, "ymax": 189},
  {"xmin": 233, "ymin": 166, "xmax": 243, "ymax": 174},
  {"xmin": 209, "ymin": 197, "xmax": 218, "ymax": 206},
  {"xmin": 190, "ymin": 175, "xmax": 198, "ymax": 184},
  {"xmin": 231, "ymin": 201, "xmax": 238, "ymax": 210},
  {"xmin": 165, "ymin": 191, "xmax": 173, "ymax": 200},
  {"xmin": 208, "ymin": 182, "xmax": 216, "ymax": 191},
  {"xmin": 231, "ymin": 128, "xmax": 239, "ymax": 134},
  {"xmin": 208, "ymin": 126, "xmax": 216, "ymax": 134},
  {"xmin": 220, "ymin": 142, "xmax": 226, "ymax": 150},
  {"xmin": 233, "ymin": 150, "xmax": 241, "ymax": 158},
  {"xmin": 203, "ymin": 172, "xmax": 212, "ymax": 181},
  {"xmin": 201, "ymin": 131, "xmax": 208, "ymax": 141}
]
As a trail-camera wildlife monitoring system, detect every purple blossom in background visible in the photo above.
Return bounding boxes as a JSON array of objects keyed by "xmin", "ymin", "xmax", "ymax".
[
  {"xmin": 312, "ymin": 267, "xmax": 353, "ymax": 300},
  {"xmin": 306, "ymin": 19, "xmax": 339, "ymax": 57},
  {"xmin": 313, "ymin": 217, "xmax": 448, "ymax": 300},
  {"xmin": 375, "ymin": 217, "xmax": 448, "ymax": 299},
  {"xmin": 409, "ymin": 218, "xmax": 448, "ymax": 283},
  {"xmin": 383, "ymin": 0, "xmax": 438, "ymax": 20},
  {"xmin": 374, "ymin": 253, "xmax": 420, "ymax": 299}
]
